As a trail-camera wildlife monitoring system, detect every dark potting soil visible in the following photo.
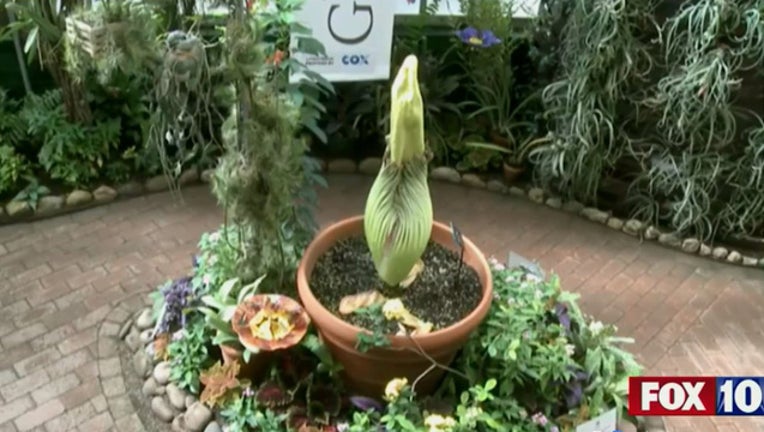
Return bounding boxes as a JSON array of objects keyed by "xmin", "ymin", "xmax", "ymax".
[{"xmin": 310, "ymin": 236, "xmax": 482, "ymax": 333}]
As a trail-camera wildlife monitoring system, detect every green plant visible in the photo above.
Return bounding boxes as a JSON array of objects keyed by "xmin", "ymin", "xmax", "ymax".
[
  {"xmin": 167, "ymin": 317, "xmax": 214, "ymax": 394},
  {"xmin": 628, "ymin": 0, "xmax": 764, "ymax": 240},
  {"xmin": 0, "ymin": 146, "xmax": 30, "ymax": 196},
  {"xmin": 220, "ymin": 391, "xmax": 287, "ymax": 432},
  {"xmin": 257, "ymin": 0, "xmax": 334, "ymax": 144},
  {"xmin": 192, "ymin": 227, "xmax": 246, "ymax": 294},
  {"xmin": 465, "ymin": 131, "xmax": 552, "ymax": 166},
  {"xmin": 20, "ymin": 90, "xmax": 122, "ymax": 187},
  {"xmin": 454, "ymin": 0, "xmax": 528, "ymax": 145},
  {"xmin": 364, "ymin": 55, "xmax": 433, "ymax": 291},
  {"xmin": 198, "ymin": 275, "xmax": 266, "ymax": 349},
  {"xmin": 12, "ymin": 176, "xmax": 49, "ymax": 210},
  {"xmin": 530, "ymin": 0, "xmax": 656, "ymax": 204},
  {"xmin": 353, "ymin": 304, "xmax": 392, "ymax": 352},
  {"xmin": 63, "ymin": 0, "xmax": 160, "ymax": 86}
]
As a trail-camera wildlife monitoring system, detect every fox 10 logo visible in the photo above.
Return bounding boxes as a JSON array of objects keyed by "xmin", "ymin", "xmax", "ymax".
[{"xmin": 628, "ymin": 376, "xmax": 764, "ymax": 416}]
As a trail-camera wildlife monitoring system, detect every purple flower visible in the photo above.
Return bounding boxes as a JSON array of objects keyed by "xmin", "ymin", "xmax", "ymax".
[
  {"xmin": 157, "ymin": 277, "xmax": 193, "ymax": 333},
  {"xmin": 531, "ymin": 412, "xmax": 548, "ymax": 426},
  {"xmin": 350, "ymin": 395, "xmax": 384, "ymax": 412},
  {"xmin": 456, "ymin": 27, "xmax": 501, "ymax": 48},
  {"xmin": 242, "ymin": 386, "xmax": 255, "ymax": 397},
  {"xmin": 564, "ymin": 370, "xmax": 589, "ymax": 408},
  {"xmin": 554, "ymin": 303, "xmax": 570, "ymax": 332}
]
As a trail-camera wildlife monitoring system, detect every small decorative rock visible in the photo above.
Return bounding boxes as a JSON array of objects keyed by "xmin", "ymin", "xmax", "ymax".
[
  {"xmin": 65, "ymin": 190, "xmax": 93, "ymax": 206},
  {"xmin": 133, "ymin": 351, "xmax": 152, "ymax": 379},
  {"xmin": 93, "ymin": 185, "xmax": 117, "ymax": 202},
  {"xmin": 116, "ymin": 181, "xmax": 143, "ymax": 196},
  {"xmin": 699, "ymin": 243, "xmax": 712, "ymax": 256},
  {"xmin": 119, "ymin": 320, "xmax": 132, "ymax": 339},
  {"xmin": 429, "ymin": 166, "xmax": 461, "ymax": 183},
  {"xmin": 166, "ymin": 383, "xmax": 188, "ymax": 410},
  {"xmin": 622, "ymin": 219, "xmax": 643, "ymax": 236},
  {"xmin": 712, "ymin": 247, "xmax": 729, "ymax": 260},
  {"xmin": 153, "ymin": 361, "xmax": 172, "ymax": 385},
  {"xmin": 142, "ymin": 377, "xmax": 160, "ymax": 397},
  {"xmin": 461, "ymin": 173, "xmax": 485, "ymax": 188},
  {"xmin": 545, "ymin": 197, "xmax": 562, "ymax": 209},
  {"xmin": 508, "ymin": 186, "xmax": 525, "ymax": 197},
  {"xmin": 140, "ymin": 329, "xmax": 154, "ymax": 344},
  {"xmin": 606, "ymin": 217, "xmax": 624, "ymax": 230},
  {"xmin": 681, "ymin": 238, "xmax": 700, "ymax": 254},
  {"xmin": 486, "ymin": 179, "xmax": 508, "ymax": 193},
  {"xmin": 726, "ymin": 250, "xmax": 742, "ymax": 263},
  {"xmin": 327, "ymin": 158, "xmax": 357, "ymax": 173},
  {"xmin": 358, "ymin": 157, "xmax": 382, "ymax": 175},
  {"xmin": 185, "ymin": 395, "xmax": 197, "ymax": 409},
  {"xmin": 178, "ymin": 169, "xmax": 200, "ymax": 186},
  {"xmin": 135, "ymin": 308, "xmax": 154, "ymax": 330},
  {"xmin": 759, "ymin": 258, "xmax": 764, "ymax": 267},
  {"xmin": 172, "ymin": 415, "xmax": 186, "ymax": 432},
  {"xmin": 200, "ymin": 169, "xmax": 215, "ymax": 184},
  {"xmin": 581, "ymin": 207, "xmax": 608, "ymax": 223},
  {"xmin": 36, "ymin": 196, "xmax": 64, "ymax": 215},
  {"xmin": 658, "ymin": 233, "xmax": 682, "ymax": 248},
  {"xmin": 527, "ymin": 188, "xmax": 544, "ymax": 203},
  {"xmin": 561, "ymin": 200, "xmax": 583, "ymax": 213},
  {"xmin": 145, "ymin": 175, "xmax": 171, "ymax": 192},
  {"xmin": 151, "ymin": 396, "xmax": 175, "ymax": 422},
  {"xmin": 204, "ymin": 422, "xmax": 223, "ymax": 432},
  {"xmin": 742, "ymin": 256, "xmax": 758, "ymax": 266},
  {"xmin": 125, "ymin": 329, "xmax": 142, "ymax": 352},
  {"xmin": 644, "ymin": 225, "xmax": 661, "ymax": 240},
  {"xmin": 5, "ymin": 200, "xmax": 32, "ymax": 217},
  {"xmin": 184, "ymin": 402, "xmax": 213, "ymax": 432}
]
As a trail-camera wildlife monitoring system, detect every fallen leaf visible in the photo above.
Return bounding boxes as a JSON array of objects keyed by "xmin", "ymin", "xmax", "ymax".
[
  {"xmin": 339, "ymin": 290, "xmax": 386, "ymax": 315},
  {"xmin": 399, "ymin": 259, "xmax": 425, "ymax": 288}
]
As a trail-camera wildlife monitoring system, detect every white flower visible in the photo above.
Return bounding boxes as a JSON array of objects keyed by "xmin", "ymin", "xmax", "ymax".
[
  {"xmin": 463, "ymin": 406, "xmax": 482, "ymax": 421},
  {"xmin": 209, "ymin": 231, "xmax": 221, "ymax": 242},
  {"xmin": 384, "ymin": 377, "xmax": 408, "ymax": 401},
  {"xmin": 589, "ymin": 320, "xmax": 604, "ymax": 335},
  {"xmin": 564, "ymin": 344, "xmax": 575, "ymax": 356},
  {"xmin": 424, "ymin": 413, "xmax": 456, "ymax": 432}
]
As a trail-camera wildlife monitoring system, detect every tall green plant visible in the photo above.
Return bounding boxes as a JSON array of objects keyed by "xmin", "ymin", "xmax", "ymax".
[
  {"xmin": 531, "ymin": 0, "xmax": 656, "ymax": 203},
  {"xmin": 629, "ymin": 0, "xmax": 764, "ymax": 240}
]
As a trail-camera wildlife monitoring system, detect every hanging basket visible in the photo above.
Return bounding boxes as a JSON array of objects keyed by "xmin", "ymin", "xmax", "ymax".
[{"xmin": 65, "ymin": 17, "xmax": 127, "ymax": 60}]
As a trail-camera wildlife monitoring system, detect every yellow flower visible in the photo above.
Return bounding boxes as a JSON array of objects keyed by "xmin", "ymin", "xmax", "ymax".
[
  {"xmin": 382, "ymin": 298, "xmax": 406, "ymax": 320},
  {"xmin": 384, "ymin": 377, "xmax": 408, "ymax": 401},
  {"xmin": 424, "ymin": 413, "xmax": 457, "ymax": 431}
]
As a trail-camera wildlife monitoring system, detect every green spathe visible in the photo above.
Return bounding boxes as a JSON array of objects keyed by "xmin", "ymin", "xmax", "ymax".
[{"xmin": 363, "ymin": 55, "xmax": 433, "ymax": 287}]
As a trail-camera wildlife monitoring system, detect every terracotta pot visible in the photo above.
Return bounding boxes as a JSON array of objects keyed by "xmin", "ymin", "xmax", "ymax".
[
  {"xmin": 219, "ymin": 344, "xmax": 272, "ymax": 381},
  {"xmin": 502, "ymin": 162, "xmax": 525, "ymax": 183},
  {"xmin": 296, "ymin": 216, "xmax": 493, "ymax": 398}
]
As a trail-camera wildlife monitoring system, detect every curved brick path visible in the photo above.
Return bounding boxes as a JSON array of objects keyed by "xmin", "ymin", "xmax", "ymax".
[{"xmin": 0, "ymin": 174, "xmax": 762, "ymax": 432}]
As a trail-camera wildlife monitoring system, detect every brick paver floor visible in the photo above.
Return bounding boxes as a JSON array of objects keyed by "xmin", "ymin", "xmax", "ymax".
[{"xmin": 0, "ymin": 174, "xmax": 762, "ymax": 432}]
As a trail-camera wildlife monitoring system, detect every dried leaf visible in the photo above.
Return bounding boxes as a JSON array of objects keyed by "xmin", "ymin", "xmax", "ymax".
[
  {"xmin": 399, "ymin": 259, "xmax": 424, "ymax": 288},
  {"xmin": 382, "ymin": 299, "xmax": 433, "ymax": 334},
  {"xmin": 338, "ymin": 290, "xmax": 386, "ymax": 315},
  {"xmin": 153, "ymin": 333, "xmax": 170, "ymax": 361}
]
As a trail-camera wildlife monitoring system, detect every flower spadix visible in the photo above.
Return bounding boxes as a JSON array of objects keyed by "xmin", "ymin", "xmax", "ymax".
[{"xmin": 364, "ymin": 55, "xmax": 433, "ymax": 287}]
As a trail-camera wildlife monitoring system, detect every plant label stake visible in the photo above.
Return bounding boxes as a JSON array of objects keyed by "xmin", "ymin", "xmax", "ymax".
[
  {"xmin": 450, "ymin": 221, "xmax": 465, "ymax": 291},
  {"xmin": 507, "ymin": 251, "xmax": 545, "ymax": 279}
]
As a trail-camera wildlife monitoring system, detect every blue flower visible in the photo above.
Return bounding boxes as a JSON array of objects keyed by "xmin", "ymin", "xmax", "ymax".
[{"xmin": 456, "ymin": 27, "xmax": 501, "ymax": 48}]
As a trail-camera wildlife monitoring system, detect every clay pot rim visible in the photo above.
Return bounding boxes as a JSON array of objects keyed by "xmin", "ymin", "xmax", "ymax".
[{"xmin": 296, "ymin": 215, "xmax": 493, "ymax": 345}]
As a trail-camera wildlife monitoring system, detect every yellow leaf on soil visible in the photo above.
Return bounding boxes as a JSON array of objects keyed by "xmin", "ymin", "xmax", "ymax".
[
  {"xmin": 399, "ymin": 259, "xmax": 425, "ymax": 288},
  {"xmin": 339, "ymin": 290, "xmax": 387, "ymax": 315}
]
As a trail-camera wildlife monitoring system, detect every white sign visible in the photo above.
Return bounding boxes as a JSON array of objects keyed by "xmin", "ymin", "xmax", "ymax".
[
  {"xmin": 575, "ymin": 408, "xmax": 618, "ymax": 432},
  {"xmin": 426, "ymin": 0, "xmax": 540, "ymax": 17},
  {"xmin": 291, "ymin": 0, "xmax": 396, "ymax": 83},
  {"xmin": 396, "ymin": 0, "xmax": 421, "ymax": 15}
]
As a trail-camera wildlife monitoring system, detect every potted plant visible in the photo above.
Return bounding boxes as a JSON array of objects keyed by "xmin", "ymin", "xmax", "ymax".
[
  {"xmin": 297, "ymin": 55, "xmax": 493, "ymax": 398},
  {"xmin": 197, "ymin": 276, "xmax": 266, "ymax": 375},
  {"xmin": 465, "ymin": 133, "xmax": 552, "ymax": 183}
]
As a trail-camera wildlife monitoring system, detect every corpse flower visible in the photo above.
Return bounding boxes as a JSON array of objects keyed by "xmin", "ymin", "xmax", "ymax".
[{"xmin": 232, "ymin": 294, "xmax": 310, "ymax": 351}]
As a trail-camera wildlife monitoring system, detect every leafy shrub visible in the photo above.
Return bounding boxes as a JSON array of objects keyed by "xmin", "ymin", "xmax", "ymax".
[
  {"xmin": 167, "ymin": 317, "xmax": 214, "ymax": 394},
  {"xmin": 0, "ymin": 146, "xmax": 30, "ymax": 196},
  {"xmin": 20, "ymin": 90, "xmax": 122, "ymax": 187}
]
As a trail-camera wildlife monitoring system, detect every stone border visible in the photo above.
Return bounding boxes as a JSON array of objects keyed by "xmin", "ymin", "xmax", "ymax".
[
  {"xmin": 0, "ymin": 168, "xmax": 214, "ymax": 226},
  {"xmin": 320, "ymin": 157, "xmax": 764, "ymax": 270}
]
